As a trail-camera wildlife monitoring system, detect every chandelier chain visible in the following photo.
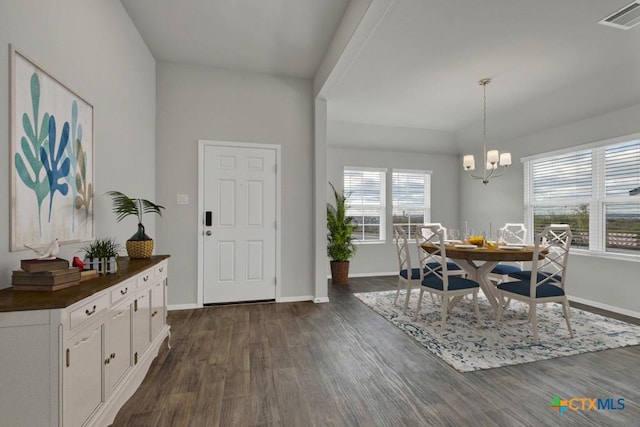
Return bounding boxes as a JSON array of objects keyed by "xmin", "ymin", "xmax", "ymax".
[{"xmin": 483, "ymin": 80, "xmax": 487, "ymax": 144}]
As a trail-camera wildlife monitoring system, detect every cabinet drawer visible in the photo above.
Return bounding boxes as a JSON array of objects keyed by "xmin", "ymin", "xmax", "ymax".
[
  {"xmin": 69, "ymin": 294, "xmax": 109, "ymax": 330},
  {"xmin": 137, "ymin": 270, "xmax": 154, "ymax": 289},
  {"xmin": 110, "ymin": 279, "xmax": 136, "ymax": 306},
  {"xmin": 154, "ymin": 261, "xmax": 168, "ymax": 281}
]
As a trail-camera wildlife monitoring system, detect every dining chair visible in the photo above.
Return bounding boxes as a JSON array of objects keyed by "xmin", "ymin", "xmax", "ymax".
[
  {"xmin": 413, "ymin": 225, "xmax": 482, "ymax": 332},
  {"xmin": 507, "ymin": 224, "xmax": 567, "ymax": 284},
  {"xmin": 495, "ymin": 224, "xmax": 573, "ymax": 343},
  {"xmin": 393, "ymin": 226, "xmax": 422, "ymax": 313},
  {"xmin": 415, "ymin": 224, "xmax": 466, "ymax": 277},
  {"xmin": 489, "ymin": 223, "xmax": 527, "ymax": 285}
]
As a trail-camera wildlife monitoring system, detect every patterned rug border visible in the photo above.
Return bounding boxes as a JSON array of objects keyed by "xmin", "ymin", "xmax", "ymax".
[{"xmin": 354, "ymin": 289, "xmax": 640, "ymax": 372}]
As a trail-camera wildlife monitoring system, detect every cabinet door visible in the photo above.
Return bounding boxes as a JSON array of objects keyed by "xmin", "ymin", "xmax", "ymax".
[
  {"xmin": 107, "ymin": 303, "xmax": 132, "ymax": 394},
  {"xmin": 133, "ymin": 291, "xmax": 151, "ymax": 364},
  {"xmin": 150, "ymin": 280, "xmax": 165, "ymax": 340},
  {"xmin": 64, "ymin": 323, "xmax": 105, "ymax": 427}
]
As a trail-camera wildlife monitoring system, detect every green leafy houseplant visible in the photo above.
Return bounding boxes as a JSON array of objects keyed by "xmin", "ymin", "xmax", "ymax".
[
  {"xmin": 107, "ymin": 191, "xmax": 165, "ymax": 259},
  {"xmin": 81, "ymin": 237, "xmax": 122, "ymax": 274},
  {"xmin": 327, "ymin": 182, "xmax": 357, "ymax": 285},
  {"xmin": 81, "ymin": 237, "xmax": 122, "ymax": 259}
]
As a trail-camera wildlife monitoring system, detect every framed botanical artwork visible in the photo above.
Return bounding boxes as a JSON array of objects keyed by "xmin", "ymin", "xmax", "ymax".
[{"xmin": 9, "ymin": 45, "xmax": 94, "ymax": 251}]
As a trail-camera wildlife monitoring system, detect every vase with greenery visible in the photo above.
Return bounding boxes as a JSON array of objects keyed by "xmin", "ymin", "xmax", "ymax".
[
  {"xmin": 327, "ymin": 182, "xmax": 357, "ymax": 285},
  {"xmin": 81, "ymin": 237, "xmax": 122, "ymax": 274},
  {"xmin": 107, "ymin": 191, "xmax": 165, "ymax": 259}
]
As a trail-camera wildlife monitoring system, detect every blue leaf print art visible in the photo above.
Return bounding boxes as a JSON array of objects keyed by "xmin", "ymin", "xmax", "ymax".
[{"xmin": 41, "ymin": 115, "xmax": 71, "ymax": 222}]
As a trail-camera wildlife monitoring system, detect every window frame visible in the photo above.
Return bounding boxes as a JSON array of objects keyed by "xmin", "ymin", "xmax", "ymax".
[{"xmin": 523, "ymin": 133, "xmax": 640, "ymax": 261}]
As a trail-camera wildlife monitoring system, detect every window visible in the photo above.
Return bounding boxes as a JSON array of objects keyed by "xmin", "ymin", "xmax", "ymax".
[
  {"xmin": 344, "ymin": 168, "xmax": 386, "ymax": 241},
  {"xmin": 604, "ymin": 140, "xmax": 640, "ymax": 254},
  {"xmin": 525, "ymin": 150, "xmax": 592, "ymax": 249},
  {"xmin": 524, "ymin": 137, "xmax": 640, "ymax": 256},
  {"xmin": 392, "ymin": 170, "xmax": 431, "ymax": 239}
]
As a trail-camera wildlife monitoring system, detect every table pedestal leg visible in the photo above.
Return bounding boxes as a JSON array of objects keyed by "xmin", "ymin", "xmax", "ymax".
[{"xmin": 449, "ymin": 259, "xmax": 500, "ymax": 313}]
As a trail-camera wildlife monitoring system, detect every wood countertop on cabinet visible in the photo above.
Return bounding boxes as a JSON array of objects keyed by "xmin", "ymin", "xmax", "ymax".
[{"xmin": 0, "ymin": 255, "xmax": 170, "ymax": 312}]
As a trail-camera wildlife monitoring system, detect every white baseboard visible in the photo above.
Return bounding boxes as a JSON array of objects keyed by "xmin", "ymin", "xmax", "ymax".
[
  {"xmin": 168, "ymin": 303, "xmax": 200, "ymax": 311},
  {"xmin": 326, "ymin": 271, "xmax": 396, "ymax": 279},
  {"xmin": 170, "ymin": 297, "xmax": 318, "ymax": 309},
  {"xmin": 276, "ymin": 295, "xmax": 314, "ymax": 303},
  {"xmin": 314, "ymin": 297, "xmax": 330, "ymax": 303},
  {"xmin": 569, "ymin": 295, "xmax": 640, "ymax": 319}
]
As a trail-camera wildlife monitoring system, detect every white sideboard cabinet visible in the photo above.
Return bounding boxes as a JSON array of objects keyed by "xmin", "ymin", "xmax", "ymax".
[{"xmin": 0, "ymin": 255, "xmax": 170, "ymax": 427}]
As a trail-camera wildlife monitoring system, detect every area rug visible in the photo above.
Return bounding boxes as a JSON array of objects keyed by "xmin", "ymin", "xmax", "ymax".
[{"xmin": 354, "ymin": 289, "xmax": 640, "ymax": 372}]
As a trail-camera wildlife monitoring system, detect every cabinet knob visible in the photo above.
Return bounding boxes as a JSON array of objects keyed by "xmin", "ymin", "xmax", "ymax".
[
  {"xmin": 104, "ymin": 358, "xmax": 110, "ymax": 365},
  {"xmin": 152, "ymin": 310, "xmax": 158, "ymax": 317},
  {"xmin": 120, "ymin": 287, "xmax": 128, "ymax": 295},
  {"xmin": 143, "ymin": 275, "xmax": 149, "ymax": 282},
  {"xmin": 85, "ymin": 305, "xmax": 96, "ymax": 316}
]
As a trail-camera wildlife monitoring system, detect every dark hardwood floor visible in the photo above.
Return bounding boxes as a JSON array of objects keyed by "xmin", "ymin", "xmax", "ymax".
[{"xmin": 112, "ymin": 276, "xmax": 640, "ymax": 426}]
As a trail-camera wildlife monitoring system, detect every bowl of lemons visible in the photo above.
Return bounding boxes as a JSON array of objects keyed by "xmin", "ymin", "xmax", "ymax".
[{"xmin": 468, "ymin": 235, "xmax": 485, "ymax": 247}]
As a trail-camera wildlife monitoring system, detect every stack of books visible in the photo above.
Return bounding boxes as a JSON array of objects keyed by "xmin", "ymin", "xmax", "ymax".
[{"xmin": 12, "ymin": 258, "xmax": 81, "ymax": 291}]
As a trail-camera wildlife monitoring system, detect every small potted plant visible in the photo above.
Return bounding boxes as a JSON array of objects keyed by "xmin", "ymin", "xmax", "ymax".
[
  {"xmin": 81, "ymin": 237, "xmax": 122, "ymax": 274},
  {"xmin": 327, "ymin": 182, "xmax": 357, "ymax": 285},
  {"xmin": 107, "ymin": 191, "xmax": 165, "ymax": 259}
]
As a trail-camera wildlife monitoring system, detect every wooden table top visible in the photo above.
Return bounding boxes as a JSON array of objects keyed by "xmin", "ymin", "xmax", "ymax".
[
  {"xmin": 0, "ymin": 255, "xmax": 170, "ymax": 312},
  {"xmin": 421, "ymin": 243, "xmax": 542, "ymax": 262}
]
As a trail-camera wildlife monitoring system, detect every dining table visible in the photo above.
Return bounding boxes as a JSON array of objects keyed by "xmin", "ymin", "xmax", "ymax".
[{"xmin": 421, "ymin": 242, "xmax": 544, "ymax": 313}]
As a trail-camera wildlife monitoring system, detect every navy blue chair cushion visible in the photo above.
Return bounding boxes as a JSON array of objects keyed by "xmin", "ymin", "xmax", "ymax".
[
  {"xmin": 497, "ymin": 280, "xmax": 565, "ymax": 298},
  {"xmin": 422, "ymin": 275, "xmax": 479, "ymax": 291},
  {"xmin": 446, "ymin": 261, "xmax": 463, "ymax": 271},
  {"xmin": 400, "ymin": 268, "xmax": 422, "ymax": 280},
  {"xmin": 425, "ymin": 261, "xmax": 462, "ymax": 272},
  {"xmin": 508, "ymin": 270, "xmax": 562, "ymax": 283},
  {"xmin": 491, "ymin": 264, "xmax": 522, "ymax": 275}
]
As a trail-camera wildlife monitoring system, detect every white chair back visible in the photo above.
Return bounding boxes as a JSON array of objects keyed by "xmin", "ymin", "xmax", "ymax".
[
  {"xmin": 393, "ymin": 226, "xmax": 412, "ymax": 273},
  {"xmin": 422, "ymin": 223, "xmax": 448, "ymax": 241},
  {"xmin": 500, "ymin": 223, "xmax": 527, "ymax": 245},
  {"xmin": 530, "ymin": 224, "xmax": 572, "ymax": 291},
  {"xmin": 417, "ymin": 225, "xmax": 450, "ymax": 290}
]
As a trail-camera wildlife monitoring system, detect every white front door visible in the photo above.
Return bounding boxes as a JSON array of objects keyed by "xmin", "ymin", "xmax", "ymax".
[{"xmin": 201, "ymin": 143, "xmax": 278, "ymax": 304}]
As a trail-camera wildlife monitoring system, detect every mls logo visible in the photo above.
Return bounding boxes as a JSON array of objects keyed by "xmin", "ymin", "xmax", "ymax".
[{"xmin": 550, "ymin": 396, "xmax": 569, "ymax": 414}]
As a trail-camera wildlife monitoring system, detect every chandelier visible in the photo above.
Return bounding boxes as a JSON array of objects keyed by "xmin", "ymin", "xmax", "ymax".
[{"xmin": 462, "ymin": 78, "xmax": 511, "ymax": 184}]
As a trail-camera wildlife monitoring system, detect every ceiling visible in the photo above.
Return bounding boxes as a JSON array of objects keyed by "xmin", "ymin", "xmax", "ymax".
[
  {"xmin": 122, "ymin": 0, "xmax": 640, "ymax": 152},
  {"xmin": 120, "ymin": 0, "xmax": 349, "ymax": 79}
]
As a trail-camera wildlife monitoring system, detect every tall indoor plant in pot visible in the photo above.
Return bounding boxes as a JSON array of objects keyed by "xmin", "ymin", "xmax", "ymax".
[
  {"xmin": 327, "ymin": 182, "xmax": 357, "ymax": 285},
  {"xmin": 107, "ymin": 191, "xmax": 165, "ymax": 259}
]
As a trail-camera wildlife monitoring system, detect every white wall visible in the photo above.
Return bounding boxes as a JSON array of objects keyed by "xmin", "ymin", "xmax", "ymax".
[
  {"xmin": 329, "ymin": 120, "xmax": 459, "ymax": 154},
  {"xmin": 459, "ymin": 102, "xmax": 640, "ymax": 314},
  {"xmin": 155, "ymin": 62, "xmax": 314, "ymax": 306},
  {"xmin": 0, "ymin": 0, "xmax": 156, "ymax": 288},
  {"xmin": 328, "ymin": 145, "xmax": 460, "ymax": 276}
]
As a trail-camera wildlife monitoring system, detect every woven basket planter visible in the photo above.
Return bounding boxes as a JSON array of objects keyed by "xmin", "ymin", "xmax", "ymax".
[
  {"xmin": 126, "ymin": 240, "xmax": 154, "ymax": 259},
  {"xmin": 330, "ymin": 261, "xmax": 350, "ymax": 285}
]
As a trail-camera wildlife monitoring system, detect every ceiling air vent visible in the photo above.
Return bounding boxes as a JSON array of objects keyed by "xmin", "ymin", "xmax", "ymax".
[{"xmin": 599, "ymin": 1, "xmax": 640, "ymax": 29}]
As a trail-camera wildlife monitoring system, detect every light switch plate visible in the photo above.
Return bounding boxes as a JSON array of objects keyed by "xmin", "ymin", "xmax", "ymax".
[{"xmin": 176, "ymin": 194, "xmax": 189, "ymax": 205}]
